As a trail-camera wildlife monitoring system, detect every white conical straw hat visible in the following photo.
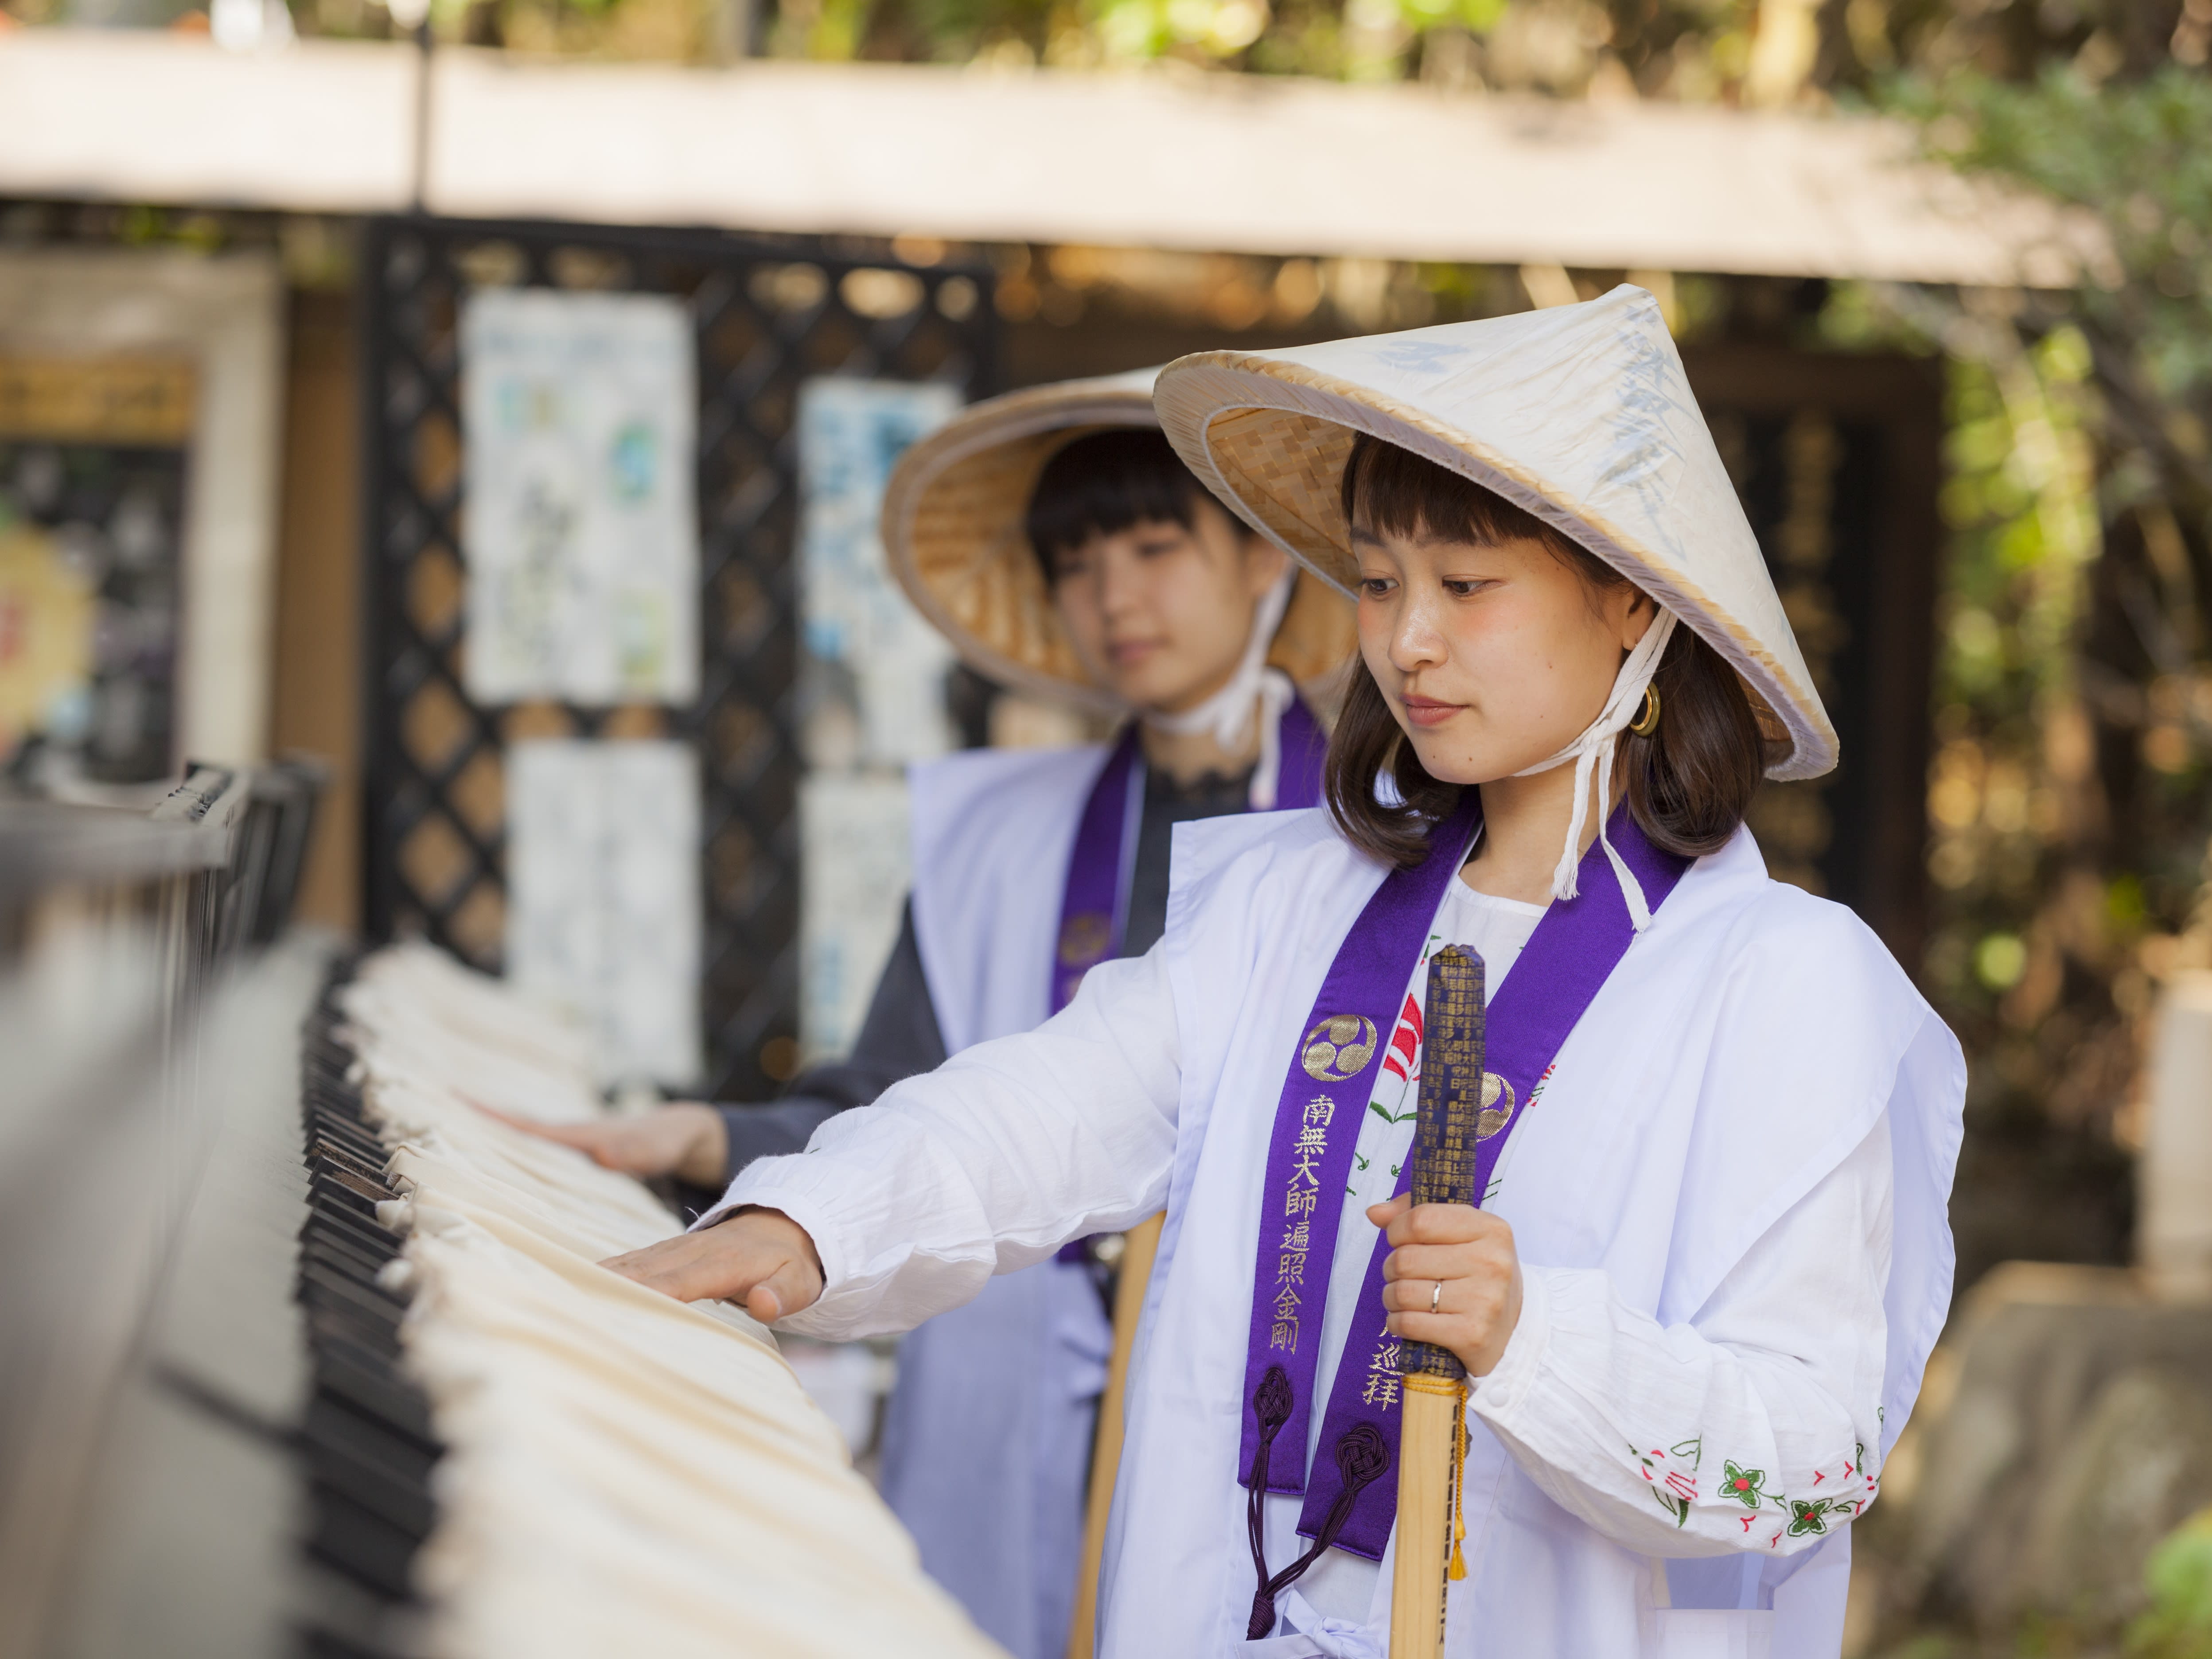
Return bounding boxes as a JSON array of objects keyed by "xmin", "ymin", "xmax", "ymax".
[
  {"xmin": 1151, "ymin": 285, "xmax": 1835, "ymax": 780},
  {"xmin": 883, "ymin": 368, "xmax": 1356, "ymax": 713}
]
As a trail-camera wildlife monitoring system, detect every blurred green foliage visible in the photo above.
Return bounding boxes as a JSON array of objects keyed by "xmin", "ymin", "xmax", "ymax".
[
  {"xmin": 1821, "ymin": 276, "xmax": 2143, "ymax": 1279},
  {"xmin": 1756, "ymin": 69, "xmax": 2202, "ymax": 1366},
  {"xmin": 1901, "ymin": 66, "xmax": 2212, "ymax": 495},
  {"xmin": 2130, "ymin": 1507, "xmax": 2212, "ymax": 1658},
  {"xmin": 1870, "ymin": 63, "xmax": 2212, "ymax": 1155}
]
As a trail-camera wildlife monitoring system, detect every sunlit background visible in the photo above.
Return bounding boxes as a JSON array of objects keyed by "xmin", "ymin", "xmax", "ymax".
[{"xmin": 3, "ymin": 0, "xmax": 2212, "ymax": 1653}]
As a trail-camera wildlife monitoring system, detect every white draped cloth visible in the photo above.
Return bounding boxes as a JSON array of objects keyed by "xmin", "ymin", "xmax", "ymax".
[
  {"xmin": 709, "ymin": 810, "xmax": 1964, "ymax": 1659},
  {"xmin": 337, "ymin": 945, "xmax": 1000, "ymax": 1659}
]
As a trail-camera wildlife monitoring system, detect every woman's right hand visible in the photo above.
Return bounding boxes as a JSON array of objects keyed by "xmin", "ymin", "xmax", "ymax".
[
  {"xmin": 602, "ymin": 1207, "xmax": 825, "ymax": 1321},
  {"xmin": 479, "ymin": 1101, "xmax": 730, "ymax": 1186}
]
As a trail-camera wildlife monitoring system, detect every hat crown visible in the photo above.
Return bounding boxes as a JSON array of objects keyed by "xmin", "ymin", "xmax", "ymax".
[{"xmin": 1153, "ymin": 284, "xmax": 1835, "ymax": 781}]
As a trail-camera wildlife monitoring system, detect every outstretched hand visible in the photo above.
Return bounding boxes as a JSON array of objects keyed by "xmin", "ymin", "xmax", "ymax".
[
  {"xmin": 1369, "ymin": 1193, "xmax": 1523, "ymax": 1378},
  {"xmin": 601, "ymin": 1207, "xmax": 825, "ymax": 1324},
  {"xmin": 476, "ymin": 1100, "xmax": 730, "ymax": 1187}
]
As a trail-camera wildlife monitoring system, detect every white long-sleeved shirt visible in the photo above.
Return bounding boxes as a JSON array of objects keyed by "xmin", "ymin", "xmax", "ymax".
[
  {"xmin": 716, "ymin": 815, "xmax": 1960, "ymax": 1657},
  {"xmin": 722, "ymin": 927, "xmax": 1890, "ymax": 1592}
]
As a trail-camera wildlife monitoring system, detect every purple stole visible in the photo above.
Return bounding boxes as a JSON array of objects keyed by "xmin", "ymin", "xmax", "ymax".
[
  {"xmin": 1238, "ymin": 793, "xmax": 1690, "ymax": 1572},
  {"xmin": 1049, "ymin": 697, "xmax": 1327, "ymax": 1015}
]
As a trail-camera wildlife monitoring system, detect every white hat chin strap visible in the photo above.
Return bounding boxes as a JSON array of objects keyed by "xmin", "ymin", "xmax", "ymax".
[
  {"xmin": 1508, "ymin": 611, "xmax": 1678, "ymax": 930},
  {"xmin": 1143, "ymin": 570, "xmax": 1299, "ymax": 810}
]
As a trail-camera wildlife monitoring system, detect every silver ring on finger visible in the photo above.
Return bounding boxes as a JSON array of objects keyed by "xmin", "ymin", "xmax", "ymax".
[{"xmin": 1429, "ymin": 1279, "xmax": 1444, "ymax": 1315}]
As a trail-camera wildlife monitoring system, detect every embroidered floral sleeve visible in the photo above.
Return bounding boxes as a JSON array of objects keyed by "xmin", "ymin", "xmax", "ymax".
[{"xmin": 1468, "ymin": 1116, "xmax": 1893, "ymax": 1559}]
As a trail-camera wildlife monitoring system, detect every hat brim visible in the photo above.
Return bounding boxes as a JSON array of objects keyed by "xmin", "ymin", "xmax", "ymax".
[
  {"xmin": 1154, "ymin": 353, "xmax": 1835, "ymax": 782},
  {"xmin": 884, "ymin": 373, "xmax": 1358, "ymax": 712}
]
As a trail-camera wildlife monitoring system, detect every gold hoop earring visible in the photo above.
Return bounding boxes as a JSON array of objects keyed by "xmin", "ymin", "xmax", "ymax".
[{"xmin": 1629, "ymin": 685, "xmax": 1662, "ymax": 738}]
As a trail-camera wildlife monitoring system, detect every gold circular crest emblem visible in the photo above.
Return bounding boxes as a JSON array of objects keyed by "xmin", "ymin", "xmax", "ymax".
[
  {"xmin": 1301, "ymin": 1015, "xmax": 1379, "ymax": 1082},
  {"xmin": 1058, "ymin": 912, "xmax": 1112, "ymax": 968},
  {"xmin": 1475, "ymin": 1072, "xmax": 1517, "ymax": 1139}
]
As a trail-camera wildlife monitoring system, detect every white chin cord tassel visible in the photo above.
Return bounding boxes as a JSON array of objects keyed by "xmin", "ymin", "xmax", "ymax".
[
  {"xmin": 1143, "ymin": 570, "xmax": 1298, "ymax": 810},
  {"xmin": 1510, "ymin": 611, "xmax": 1678, "ymax": 930}
]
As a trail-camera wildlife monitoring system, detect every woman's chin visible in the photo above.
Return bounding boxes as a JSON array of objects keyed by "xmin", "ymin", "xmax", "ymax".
[
  {"xmin": 1098, "ymin": 664, "xmax": 1171, "ymax": 709},
  {"xmin": 1122, "ymin": 664, "xmax": 1235, "ymax": 718},
  {"xmin": 1399, "ymin": 730, "xmax": 1511, "ymax": 790},
  {"xmin": 1402, "ymin": 738, "xmax": 1483, "ymax": 787}
]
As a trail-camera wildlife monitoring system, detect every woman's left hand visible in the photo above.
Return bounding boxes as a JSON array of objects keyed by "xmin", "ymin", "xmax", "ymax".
[{"xmin": 1368, "ymin": 1193, "xmax": 1524, "ymax": 1378}]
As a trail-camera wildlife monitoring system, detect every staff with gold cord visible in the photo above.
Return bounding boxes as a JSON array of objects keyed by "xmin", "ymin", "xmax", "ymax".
[{"xmin": 1388, "ymin": 945, "xmax": 1487, "ymax": 1659}]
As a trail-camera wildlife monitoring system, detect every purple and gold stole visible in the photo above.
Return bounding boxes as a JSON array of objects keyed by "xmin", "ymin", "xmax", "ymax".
[
  {"xmin": 1238, "ymin": 794, "xmax": 1690, "ymax": 1618},
  {"xmin": 1049, "ymin": 697, "xmax": 1326, "ymax": 1015}
]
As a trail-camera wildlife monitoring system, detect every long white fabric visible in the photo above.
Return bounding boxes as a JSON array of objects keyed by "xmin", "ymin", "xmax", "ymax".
[
  {"xmin": 337, "ymin": 944, "xmax": 1002, "ymax": 1659},
  {"xmin": 886, "ymin": 742, "xmax": 1119, "ymax": 1658},
  {"xmin": 711, "ymin": 809, "xmax": 1965, "ymax": 1659}
]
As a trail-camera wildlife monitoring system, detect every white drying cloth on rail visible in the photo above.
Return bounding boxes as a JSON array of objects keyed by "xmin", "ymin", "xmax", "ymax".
[{"xmin": 339, "ymin": 943, "xmax": 1005, "ymax": 1659}]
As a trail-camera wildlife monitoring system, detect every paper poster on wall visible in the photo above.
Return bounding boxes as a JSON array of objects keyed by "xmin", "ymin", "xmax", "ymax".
[
  {"xmin": 461, "ymin": 290, "xmax": 698, "ymax": 706},
  {"xmin": 506, "ymin": 738, "xmax": 701, "ymax": 1087},
  {"xmin": 798, "ymin": 771, "xmax": 912, "ymax": 1065},
  {"xmin": 797, "ymin": 378, "xmax": 962, "ymax": 766}
]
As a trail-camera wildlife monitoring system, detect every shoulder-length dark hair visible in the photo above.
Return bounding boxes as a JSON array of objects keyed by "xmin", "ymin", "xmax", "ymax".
[{"xmin": 1323, "ymin": 433, "xmax": 1768, "ymax": 869}]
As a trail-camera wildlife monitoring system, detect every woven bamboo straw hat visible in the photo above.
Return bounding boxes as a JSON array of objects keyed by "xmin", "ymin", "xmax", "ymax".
[
  {"xmin": 883, "ymin": 368, "xmax": 1357, "ymax": 714},
  {"xmin": 1151, "ymin": 286, "xmax": 1835, "ymax": 780}
]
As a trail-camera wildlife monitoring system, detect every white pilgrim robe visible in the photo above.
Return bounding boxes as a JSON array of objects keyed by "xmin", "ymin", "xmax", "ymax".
[
  {"xmin": 715, "ymin": 807, "xmax": 1966, "ymax": 1659},
  {"xmin": 908, "ymin": 742, "xmax": 1109, "ymax": 1058},
  {"xmin": 879, "ymin": 741, "xmax": 1116, "ymax": 1659}
]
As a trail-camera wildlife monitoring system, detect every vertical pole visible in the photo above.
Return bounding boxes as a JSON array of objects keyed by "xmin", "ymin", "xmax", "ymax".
[
  {"xmin": 1067, "ymin": 1211, "xmax": 1164, "ymax": 1659},
  {"xmin": 411, "ymin": 18, "xmax": 434, "ymax": 215},
  {"xmin": 1390, "ymin": 944, "xmax": 1483, "ymax": 1658},
  {"xmin": 708, "ymin": 0, "xmax": 756, "ymax": 62},
  {"xmin": 1388, "ymin": 1379, "xmax": 1460, "ymax": 1658},
  {"xmin": 355, "ymin": 218, "xmax": 393, "ymax": 946}
]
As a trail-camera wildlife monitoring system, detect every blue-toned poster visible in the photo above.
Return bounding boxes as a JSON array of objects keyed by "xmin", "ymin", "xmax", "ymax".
[
  {"xmin": 462, "ymin": 290, "xmax": 698, "ymax": 707},
  {"xmin": 795, "ymin": 376, "xmax": 958, "ymax": 1060},
  {"xmin": 797, "ymin": 377, "xmax": 961, "ymax": 767}
]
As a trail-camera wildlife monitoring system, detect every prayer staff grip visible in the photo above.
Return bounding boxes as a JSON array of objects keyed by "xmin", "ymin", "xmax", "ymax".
[
  {"xmin": 1390, "ymin": 943, "xmax": 1485, "ymax": 1659},
  {"xmin": 1398, "ymin": 944, "xmax": 1487, "ymax": 1380}
]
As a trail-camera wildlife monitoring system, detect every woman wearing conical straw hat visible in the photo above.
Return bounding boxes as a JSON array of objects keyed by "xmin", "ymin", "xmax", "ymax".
[
  {"xmin": 607, "ymin": 289, "xmax": 1965, "ymax": 1659},
  {"xmin": 506, "ymin": 368, "xmax": 1353, "ymax": 1659}
]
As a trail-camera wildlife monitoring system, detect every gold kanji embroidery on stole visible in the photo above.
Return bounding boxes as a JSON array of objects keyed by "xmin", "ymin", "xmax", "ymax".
[{"xmin": 1270, "ymin": 1094, "xmax": 1337, "ymax": 1353}]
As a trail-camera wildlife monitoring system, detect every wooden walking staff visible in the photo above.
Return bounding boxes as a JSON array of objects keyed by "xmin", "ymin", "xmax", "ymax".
[
  {"xmin": 1067, "ymin": 1210, "xmax": 1164, "ymax": 1659},
  {"xmin": 1389, "ymin": 945, "xmax": 1486, "ymax": 1659}
]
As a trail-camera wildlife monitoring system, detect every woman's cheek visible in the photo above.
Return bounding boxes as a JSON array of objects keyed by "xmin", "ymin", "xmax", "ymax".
[{"xmin": 1354, "ymin": 601, "xmax": 1395, "ymax": 665}]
